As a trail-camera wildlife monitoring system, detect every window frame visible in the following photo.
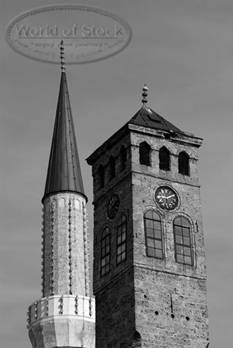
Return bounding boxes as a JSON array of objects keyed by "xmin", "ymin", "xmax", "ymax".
[
  {"xmin": 116, "ymin": 214, "xmax": 127, "ymax": 265},
  {"xmin": 98, "ymin": 164, "xmax": 105, "ymax": 188},
  {"xmin": 144, "ymin": 210, "xmax": 164, "ymax": 259},
  {"xmin": 100, "ymin": 227, "xmax": 111, "ymax": 277},
  {"xmin": 120, "ymin": 145, "xmax": 127, "ymax": 171},
  {"xmin": 173, "ymin": 215, "xmax": 193, "ymax": 266},
  {"xmin": 109, "ymin": 156, "xmax": 116, "ymax": 180},
  {"xmin": 159, "ymin": 146, "xmax": 170, "ymax": 171},
  {"xmin": 139, "ymin": 141, "xmax": 151, "ymax": 166},
  {"xmin": 178, "ymin": 151, "xmax": 190, "ymax": 176}
]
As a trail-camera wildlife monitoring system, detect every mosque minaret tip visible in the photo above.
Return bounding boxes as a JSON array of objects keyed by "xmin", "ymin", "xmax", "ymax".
[{"xmin": 27, "ymin": 41, "xmax": 95, "ymax": 348}]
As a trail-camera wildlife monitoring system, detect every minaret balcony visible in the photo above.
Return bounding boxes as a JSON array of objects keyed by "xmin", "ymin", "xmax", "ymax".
[{"xmin": 27, "ymin": 294, "xmax": 95, "ymax": 329}]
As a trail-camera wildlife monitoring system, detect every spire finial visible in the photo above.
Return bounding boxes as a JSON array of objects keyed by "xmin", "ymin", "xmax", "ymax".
[
  {"xmin": 60, "ymin": 40, "xmax": 65, "ymax": 72},
  {"xmin": 142, "ymin": 84, "xmax": 148, "ymax": 106}
]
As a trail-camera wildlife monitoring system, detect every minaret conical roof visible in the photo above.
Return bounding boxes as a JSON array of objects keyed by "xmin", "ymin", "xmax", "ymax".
[{"xmin": 43, "ymin": 71, "xmax": 85, "ymax": 201}]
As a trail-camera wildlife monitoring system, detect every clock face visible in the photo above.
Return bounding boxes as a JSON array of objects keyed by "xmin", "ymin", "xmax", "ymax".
[
  {"xmin": 155, "ymin": 186, "xmax": 178, "ymax": 210},
  {"xmin": 107, "ymin": 194, "xmax": 120, "ymax": 219}
]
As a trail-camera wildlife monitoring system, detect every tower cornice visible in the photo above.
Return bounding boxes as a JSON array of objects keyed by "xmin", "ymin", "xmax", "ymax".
[{"xmin": 87, "ymin": 120, "xmax": 202, "ymax": 166}]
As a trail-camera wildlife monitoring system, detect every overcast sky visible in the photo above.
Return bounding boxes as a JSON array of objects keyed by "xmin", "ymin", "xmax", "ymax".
[{"xmin": 0, "ymin": 0, "xmax": 232, "ymax": 347}]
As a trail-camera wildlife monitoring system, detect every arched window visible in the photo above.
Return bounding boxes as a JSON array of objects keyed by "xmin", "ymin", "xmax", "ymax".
[
  {"xmin": 100, "ymin": 227, "xmax": 111, "ymax": 276},
  {"xmin": 139, "ymin": 141, "xmax": 151, "ymax": 166},
  {"xmin": 173, "ymin": 216, "xmax": 193, "ymax": 266},
  {"xmin": 109, "ymin": 156, "xmax": 116, "ymax": 180},
  {"xmin": 144, "ymin": 210, "xmax": 163, "ymax": 259},
  {"xmin": 178, "ymin": 151, "xmax": 190, "ymax": 176},
  {"xmin": 159, "ymin": 146, "xmax": 170, "ymax": 171},
  {"xmin": 120, "ymin": 146, "xmax": 127, "ymax": 171},
  {"xmin": 116, "ymin": 214, "xmax": 127, "ymax": 265},
  {"xmin": 98, "ymin": 165, "xmax": 105, "ymax": 188}
]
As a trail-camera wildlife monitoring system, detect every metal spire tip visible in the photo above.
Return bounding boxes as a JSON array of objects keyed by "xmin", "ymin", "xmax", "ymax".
[
  {"xmin": 142, "ymin": 84, "xmax": 148, "ymax": 105},
  {"xmin": 60, "ymin": 40, "xmax": 65, "ymax": 72}
]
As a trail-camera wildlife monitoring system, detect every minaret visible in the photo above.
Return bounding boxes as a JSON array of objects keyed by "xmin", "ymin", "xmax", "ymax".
[{"xmin": 27, "ymin": 41, "xmax": 95, "ymax": 348}]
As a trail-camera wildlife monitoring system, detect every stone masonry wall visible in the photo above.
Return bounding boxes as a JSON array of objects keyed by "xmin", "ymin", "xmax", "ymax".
[
  {"xmin": 134, "ymin": 267, "xmax": 209, "ymax": 348},
  {"xmin": 130, "ymin": 130, "xmax": 209, "ymax": 347},
  {"xmin": 92, "ymin": 132, "xmax": 139, "ymax": 348},
  {"xmin": 93, "ymin": 174, "xmax": 133, "ymax": 293},
  {"xmin": 95, "ymin": 269, "xmax": 136, "ymax": 348},
  {"xmin": 91, "ymin": 133, "xmax": 133, "ymax": 292}
]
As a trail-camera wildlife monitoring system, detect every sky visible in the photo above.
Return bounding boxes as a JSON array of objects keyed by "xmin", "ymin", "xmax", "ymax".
[{"xmin": 0, "ymin": 0, "xmax": 232, "ymax": 347}]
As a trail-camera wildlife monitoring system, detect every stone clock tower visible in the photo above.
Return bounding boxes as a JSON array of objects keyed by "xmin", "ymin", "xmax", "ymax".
[{"xmin": 87, "ymin": 86, "xmax": 209, "ymax": 347}]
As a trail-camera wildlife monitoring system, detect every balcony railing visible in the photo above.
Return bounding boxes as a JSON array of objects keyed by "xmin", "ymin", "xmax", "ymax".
[{"xmin": 27, "ymin": 294, "xmax": 95, "ymax": 328}]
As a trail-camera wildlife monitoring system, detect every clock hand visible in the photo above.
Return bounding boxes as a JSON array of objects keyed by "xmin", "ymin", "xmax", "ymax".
[{"xmin": 166, "ymin": 194, "xmax": 175, "ymax": 199}]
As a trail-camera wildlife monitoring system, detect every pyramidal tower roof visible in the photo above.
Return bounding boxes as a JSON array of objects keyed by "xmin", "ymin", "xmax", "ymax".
[
  {"xmin": 43, "ymin": 43, "xmax": 85, "ymax": 201},
  {"xmin": 128, "ymin": 105, "xmax": 185, "ymax": 134},
  {"xmin": 128, "ymin": 84, "xmax": 185, "ymax": 135}
]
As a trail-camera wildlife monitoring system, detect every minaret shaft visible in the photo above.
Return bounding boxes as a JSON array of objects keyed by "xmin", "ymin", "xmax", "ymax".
[{"xmin": 42, "ymin": 192, "xmax": 89, "ymax": 297}]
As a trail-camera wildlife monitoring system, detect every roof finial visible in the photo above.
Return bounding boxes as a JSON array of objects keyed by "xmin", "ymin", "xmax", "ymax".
[
  {"xmin": 142, "ymin": 84, "xmax": 148, "ymax": 106},
  {"xmin": 60, "ymin": 40, "xmax": 65, "ymax": 72}
]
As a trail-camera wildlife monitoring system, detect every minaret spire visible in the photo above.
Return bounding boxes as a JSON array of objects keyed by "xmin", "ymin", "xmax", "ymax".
[{"xmin": 43, "ymin": 42, "xmax": 85, "ymax": 201}]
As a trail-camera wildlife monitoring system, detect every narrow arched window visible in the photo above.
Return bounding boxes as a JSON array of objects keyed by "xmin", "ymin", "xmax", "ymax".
[
  {"xmin": 139, "ymin": 141, "xmax": 151, "ymax": 166},
  {"xmin": 159, "ymin": 146, "xmax": 170, "ymax": 171},
  {"xmin": 178, "ymin": 151, "xmax": 190, "ymax": 176},
  {"xmin": 109, "ymin": 156, "xmax": 116, "ymax": 180},
  {"xmin": 98, "ymin": 165, "xmax": 105, "ymax": 188},
  {"xmin": 120, "ymin": 146, "xmax": 127, "ymax": 171},
  {"xmin": 116, "ymin": 214, "xmax": 127, "ymax": 265},
  {"xmin": 100, "ymin": 227, "xmax": 111, "ymax": 276},
  {"xmin": 173, "ymin": 216, "xmax": 193, "ymax": 266},
  {"xmin": 144, "ymin": 210, "xmax": 163, "ymax": 259}
]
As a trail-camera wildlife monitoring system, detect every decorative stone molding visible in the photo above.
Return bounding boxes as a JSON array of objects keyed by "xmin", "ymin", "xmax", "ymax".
[
  {"xmin": 49, "ymin": 200, "xmax": 55, "ymax": 295},
  {"xmin": 83, "ymin": 202, "xmax": 90, "ymax": 296},
  {"xmin": 68, "ymin": 199, "xmax": 72, "ymax": 294},
  {"xmin": 27, "ymin": 295, "xmax": 95, "ymax": 328},
  {"xmin": 41, "ymin": 206, "xmax": 45, "ymax": 296}
]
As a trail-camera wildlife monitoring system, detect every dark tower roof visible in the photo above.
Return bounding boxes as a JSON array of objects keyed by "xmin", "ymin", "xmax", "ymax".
[
  {"xmin": 129, "ymin": 84, "xmax": 185, "ymax": 135},
  {"xmin": 43, "ymin": 71, "xmax": 85, "ymax": 201},
  {"xmin": 128, "ymin": 105, "xmax": 185, "ymax": 135}
]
